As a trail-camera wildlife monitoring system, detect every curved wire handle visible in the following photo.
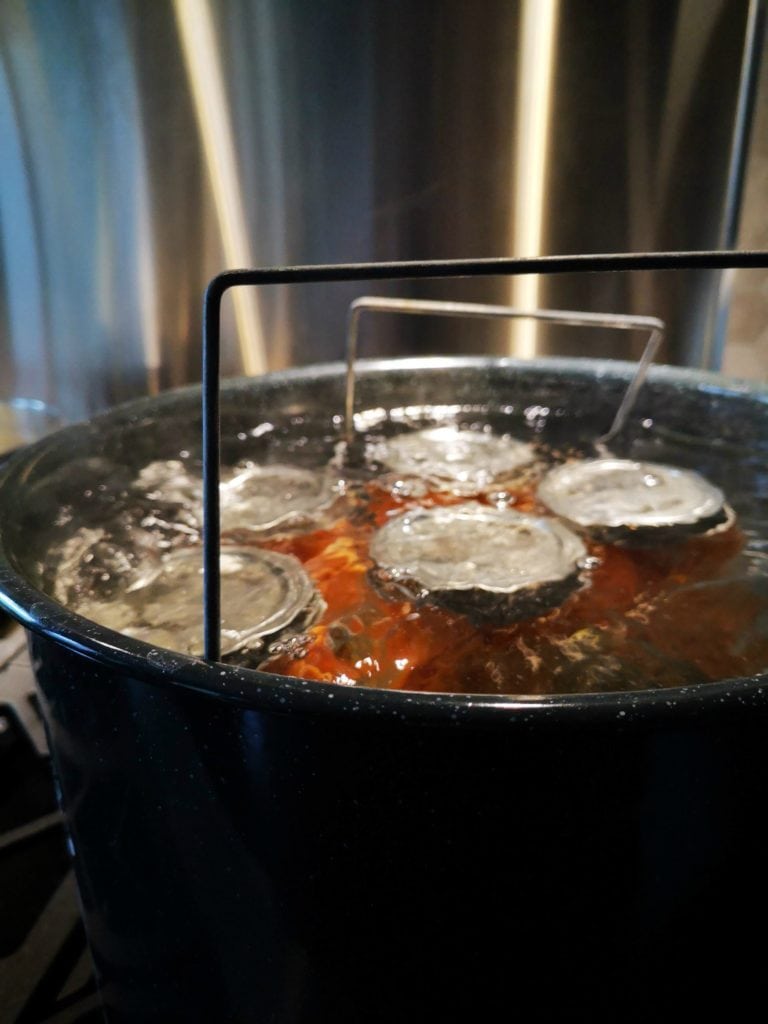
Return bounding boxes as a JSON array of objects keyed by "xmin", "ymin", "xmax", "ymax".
[
  {"xmin": 344, "ymin": 297, "xmax": 664, "ymax": 450},
  {"xmin": 202, "ymin": 249, "xmax": 768, "ymax": 661}
]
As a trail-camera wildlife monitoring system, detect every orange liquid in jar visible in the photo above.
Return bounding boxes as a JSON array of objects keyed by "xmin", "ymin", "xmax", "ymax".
[{"xmin": 248, "ymin": 476, "xmax": 767, "ymax": 695}]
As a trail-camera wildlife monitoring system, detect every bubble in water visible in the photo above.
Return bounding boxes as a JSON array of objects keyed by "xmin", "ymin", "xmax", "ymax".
[
  {"xmin": 489, "ymin": 490, "xmax": 515, "ymax": 509},
  {"xmin": 578, "ymin": 555, "xmax": 602, "ymax": 571},
  {"xmin": 268, "ymin": 632, "xmax": 312, "ymax": 660}
]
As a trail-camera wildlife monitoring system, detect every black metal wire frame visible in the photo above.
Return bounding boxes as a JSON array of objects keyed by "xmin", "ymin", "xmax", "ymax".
[{"xmin": 202, "ymin": 249, "xmax": 768, "ymax": 662}]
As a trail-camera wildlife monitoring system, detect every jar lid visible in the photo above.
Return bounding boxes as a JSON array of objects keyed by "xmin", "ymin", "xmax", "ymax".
[
  {"xmin": 538, "ymin": 458, "xmax": 729, "ymax": 543},
  {"xmin": 134, "ymin": 460, "xmax": 336, "ymax": 534},
  {"xmin": 370, "ymin": 425, "xmax": 534, "ymax": 493},
  {"xmin": 221, "ymin": 463, "xmax": 336, "ymax": 532},
  {"xmin": 370, "ymin": 502, "xmax": 587, "ymax": 621},
  {"xmin": 71, "ymin": 546, "xmax": 320, "ymax": 658}
]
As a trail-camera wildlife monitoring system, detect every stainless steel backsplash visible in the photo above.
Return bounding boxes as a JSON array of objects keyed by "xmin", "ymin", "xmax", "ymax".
[{"xmin": 0, "ymin": 0, "xmax": 761, "ymax": 419}]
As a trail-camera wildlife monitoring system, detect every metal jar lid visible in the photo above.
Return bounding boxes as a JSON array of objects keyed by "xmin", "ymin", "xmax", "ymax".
[
  {"xmin": 221, "ymin": 463, "xmax": 336, "ymax": 532},
  {"xmin": 134, "ymin": 460, "xmax": 336, "ymax": 535},
  {"xmin": 370, "ymin": 425, "xmax": 535, "ymax": 493},
  {"xmin": 369, "ymin": 502, "xmax": 587, "ymax": 621},
  {"xmin": 71, "ymin": 546, "xmax": 321, "ymax": 658},
  {"xmin": 537, "ymin": 457, "xmax": 730, "ymax": 544}
]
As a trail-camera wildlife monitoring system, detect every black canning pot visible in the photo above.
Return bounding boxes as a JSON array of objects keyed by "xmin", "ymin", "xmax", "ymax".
[{"xmin": 1, "ymin": 357, "xmax": 768, "ymax": 1023}]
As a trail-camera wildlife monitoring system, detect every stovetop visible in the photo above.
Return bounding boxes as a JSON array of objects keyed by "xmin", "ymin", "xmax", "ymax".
[{"xmin": 0, "ymin": 618, "xmax": 101, "ymax": 1023}]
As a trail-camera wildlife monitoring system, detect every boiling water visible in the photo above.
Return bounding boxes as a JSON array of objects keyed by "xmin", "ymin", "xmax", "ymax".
[{"xmin": 38, "ymin": 405, "xmax": 768, "ymax": 695}]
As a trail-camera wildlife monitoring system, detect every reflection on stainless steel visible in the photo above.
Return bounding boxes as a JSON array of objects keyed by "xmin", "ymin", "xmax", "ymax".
[
  {"xmin": 711, "ymin": 0, "xmax": 766, "ymax": 368},
  {"xmin": 510, "ymin": 0, "xmax": 560, "ymax": 356},
  {"xmin": 0, "ymin": 1, "xmax": 761, "ymax": 420},
  {"xmin": 0, "ymin": 399, "xmax": 62, "ymax": 457},
  {"xmin": 172, "ymin": 0, "xmax": 268, "ymax": 375}
]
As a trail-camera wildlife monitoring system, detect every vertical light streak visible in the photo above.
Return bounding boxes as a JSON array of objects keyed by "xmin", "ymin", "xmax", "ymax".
[
  {"xmin": 173, "ymin": 0, "xmax": 267, "ymax": 375},
  {"xmin": 136, "ymin": 167, "xmax": 161, "ymax": 394},
  {"xmin": 510, "ymin": 0, "xmax": 560, "ymax": 358},
  {"xmin": 709, "ymin": 0, "xmax": 763, "ymax": 370},
  {"xmin": 0, "ymin": 48, "xmax": 49, "ymax": 401}
]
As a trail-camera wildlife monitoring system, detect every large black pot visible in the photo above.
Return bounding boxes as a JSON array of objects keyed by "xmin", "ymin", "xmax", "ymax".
[{"xmin": 0, "ymin": 357, "xmax": 767, "ymax": 1022}]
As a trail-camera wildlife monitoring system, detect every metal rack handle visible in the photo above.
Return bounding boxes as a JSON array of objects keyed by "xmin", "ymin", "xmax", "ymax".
[
  {"xmin": 344, "ymin": 297, "xmax": 664, "ymax": 449},
  {"xmin": 202, "ymin": 250, "xmax": 768, "ymax": 661}
]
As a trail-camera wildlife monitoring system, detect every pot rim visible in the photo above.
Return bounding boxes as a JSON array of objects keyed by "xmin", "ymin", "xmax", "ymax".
[{"xmin": 1, "ymin": 354, "xmax": 767, "ymax": 726}]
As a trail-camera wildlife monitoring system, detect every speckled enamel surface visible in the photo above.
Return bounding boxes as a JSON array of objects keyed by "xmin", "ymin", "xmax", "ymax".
[{"xmin": 1, "ymin": 358, "xmax": 768, "ymax": 1020}]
